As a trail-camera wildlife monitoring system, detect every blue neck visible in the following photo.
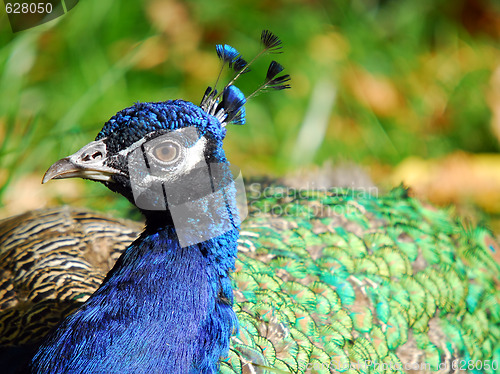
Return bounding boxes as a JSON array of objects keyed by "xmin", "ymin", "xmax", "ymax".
[{"xmin": 32, "ymin": 225, "xmax": 239, "ymax": 373}]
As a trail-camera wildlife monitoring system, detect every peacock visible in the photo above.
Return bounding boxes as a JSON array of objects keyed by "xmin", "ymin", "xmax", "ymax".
[{"xmin": 0, "ymin": 31, "xmax": 499, "ymax": 374}]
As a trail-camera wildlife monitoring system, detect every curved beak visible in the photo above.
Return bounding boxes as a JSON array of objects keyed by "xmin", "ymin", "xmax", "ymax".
[{"xmin": 42, "ymin": 139, "xmax": 123, "ymax": 184}]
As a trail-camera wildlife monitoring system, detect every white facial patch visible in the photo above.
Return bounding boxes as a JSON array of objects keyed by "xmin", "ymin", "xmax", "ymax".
[{"xmin": 125, "ymin": 126, "xmax": 247, "ymax": 247}]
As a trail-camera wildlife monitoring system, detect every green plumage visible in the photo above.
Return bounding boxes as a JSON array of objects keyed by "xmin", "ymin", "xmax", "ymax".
[
  {"xmin": 0, "ymin": 185, "xmax": 499, "ymax": 373},
  {"xmin": 226, "ymin": 184, "xmax": 499, "ymax": 373}
]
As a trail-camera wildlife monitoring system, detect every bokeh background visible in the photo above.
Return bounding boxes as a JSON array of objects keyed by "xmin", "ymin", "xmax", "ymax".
[{"xmin": 1, "ymin": 0, "xmax": 500, "ymax": 228}]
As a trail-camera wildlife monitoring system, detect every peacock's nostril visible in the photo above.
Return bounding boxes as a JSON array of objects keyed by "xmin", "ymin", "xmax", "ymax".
[
  {"xmin": 92, "ymin": 151, "xmax": 103, "ymax": 160},
  {"xmin": 81, "ymin": 152, "xmax": 102, "ymax": 162}
]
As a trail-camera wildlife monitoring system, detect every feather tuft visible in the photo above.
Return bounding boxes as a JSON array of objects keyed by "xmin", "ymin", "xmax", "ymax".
[
  {"xmin": 216, "ymin": 45, "xmax": 247, "ymax": 75},
  {"xmin": 218, "ymin": 86, "xmax": 246, "ymax": 126},
  {"xmin": 263, "ymin": 61, "xmax": 291, "ymax": 90},
  {"xmin": 200, "ymin": 86, "xmax": 218, "ymax": 116},
  {"xmin": 261, "ymin": 30, "xmax": 283, "ymax": 53},
  {"xmin": 266, "ymin": 60, "xmax": 285, "ymax": 81},
  {"xmin": 216, "ymin": 44, "xmax": 241, "ymax": 64},
  {"xmin": 266, "ymin": 76, "xmax": 291, "ymax": 91},
  {"xmin": 230, "ymin": 106, "xmax": 246, "ymax": 125},
  {"xmin": 232, "ymin": 57, "xmax": 249, "ymax": 73},
  {"xmin": 200, "ymin": 31, "xmax": 290, "ymax": 124},
  {"xmin": 245, "ymin": 61, "xmax": 290, "ymax": 100}
]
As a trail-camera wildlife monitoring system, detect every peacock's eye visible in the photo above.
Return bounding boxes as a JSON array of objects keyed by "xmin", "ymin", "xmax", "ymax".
[{"xmin": 152, "ymin": 141, "xmax": 180, "ymax": 163}]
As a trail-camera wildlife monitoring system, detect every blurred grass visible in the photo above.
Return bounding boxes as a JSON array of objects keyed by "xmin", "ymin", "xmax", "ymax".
[{"xmin": 1, "ymin": 0, "xmax": 500, "ymax": 223}]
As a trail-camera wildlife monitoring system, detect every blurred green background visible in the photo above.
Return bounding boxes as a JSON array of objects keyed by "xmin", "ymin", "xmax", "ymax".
[{"xmin": 1, "ymin": 0, "xmax": 500, "ymax": 226}]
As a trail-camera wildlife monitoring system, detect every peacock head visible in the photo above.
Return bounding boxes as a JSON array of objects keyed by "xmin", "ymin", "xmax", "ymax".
[{"xmin": 42, "ymin": 30, "xmax": 290, "ymax": 245}]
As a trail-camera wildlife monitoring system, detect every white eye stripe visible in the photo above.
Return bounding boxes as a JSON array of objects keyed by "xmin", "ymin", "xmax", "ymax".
[
  {"xmin": 117, "ymin": 127, "xmax": 202, "ymax": 158},
  {"xmin": 181, "ymin": 136, "xmax": 207, "ymax": 172}
]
